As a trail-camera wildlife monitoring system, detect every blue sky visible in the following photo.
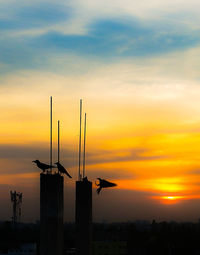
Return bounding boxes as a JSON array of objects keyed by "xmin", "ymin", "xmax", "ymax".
[{"xmin": 1, "ymin": 0, "xmax": 200, "ymax": 75}]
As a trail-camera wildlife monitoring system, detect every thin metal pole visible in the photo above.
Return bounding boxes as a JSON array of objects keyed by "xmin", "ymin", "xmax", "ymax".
[
  {"xmin": 50, "ymin": 96, "xmax": 53, "ymax": 173},
  {"xmin": 58, "ymin": 120, "xmax": 60, "ymax": 163},
  {"xmin": 83, "ymin": 113, "xmax": 86, "ymax": 178},
  {"xmin": 78, "ymin": 99, "xmax": 82, "ymax": 181}
]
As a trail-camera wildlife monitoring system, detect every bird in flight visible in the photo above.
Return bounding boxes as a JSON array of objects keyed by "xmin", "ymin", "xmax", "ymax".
[
  {"xmin": 32, "ymin": 160, "xmax": 55, "ymax": 172},
  {"xmin": 55, "ymin": 162, "xmax": 72, "ymax": 178},
  {"xmin": 96, "ymin": 178, "xmax": 117, "ymax": 194}
]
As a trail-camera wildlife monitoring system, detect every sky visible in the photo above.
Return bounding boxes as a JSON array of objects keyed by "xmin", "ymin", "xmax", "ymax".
[{"xmin": 1, "ymin": 0, "xmax": 200, "ymax": 222}]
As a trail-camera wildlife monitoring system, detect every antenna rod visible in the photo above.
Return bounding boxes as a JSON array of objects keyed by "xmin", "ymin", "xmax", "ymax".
[
  {"xmin": 58, "ymin": 120, "xmax": 60, "ymax": 163},
  {"xmin": 83, "ymin": 113, "xmax": 87, "ymax": 178},
  {"xmin": 50, "ymin": 96, "xmax": 53, "ymax": 173},
  {"xmin": 78, "ymin": 99, "xmax": 82, "ymax": 181}
]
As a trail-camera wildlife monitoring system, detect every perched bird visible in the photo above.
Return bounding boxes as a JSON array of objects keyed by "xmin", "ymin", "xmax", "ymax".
[
  {"xmin": 55, "ymin": 162, "xmax": 72, "ymax": 178},
  {"xmin": 96, "ymin": 178, "xmax": 117, "ymax": 194},
  {"xmin": 32, "ymin": 160, "xmax": 55, "ymax": 172}
]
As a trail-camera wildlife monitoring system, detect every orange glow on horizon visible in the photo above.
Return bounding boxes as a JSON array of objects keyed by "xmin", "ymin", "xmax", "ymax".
[
  {"xmin": 163, "ymin": 196, "xmax": 181, "ymax": 200},
  {"xmin": 162, "ymin": 195, "xmax": 184, "ymax": 201},
  {"xmin": 1, "ymin": 78, "xmax": 200, "ymax": 211},
  {"xmin": 116, "ymin": 177, "xmax": 186, "ymax": 193},
  {"xmin": 151, "ymin": 194, "xmax": 200, "ymax": 205},
  {"xmin": 152, "ymin": 195, "xmax": 186, "ymax": 204}
]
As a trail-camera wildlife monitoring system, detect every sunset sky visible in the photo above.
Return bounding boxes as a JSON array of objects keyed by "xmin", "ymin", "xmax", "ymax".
[{"xmin": 1, "ymin": 0, "xmax": 200, "ymax": 222}]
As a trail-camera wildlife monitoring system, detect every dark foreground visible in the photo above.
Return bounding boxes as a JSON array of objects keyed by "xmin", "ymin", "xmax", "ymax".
[{"xmin": 0, "ymin": 220, "xmax": 200, "ymax": 255}]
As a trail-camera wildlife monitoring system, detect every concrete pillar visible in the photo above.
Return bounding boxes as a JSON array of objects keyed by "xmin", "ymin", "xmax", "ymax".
[
  {"xmin": 40, "ymin": 173, "xmax": 64, "ymax": 255},
  {"xmin": 76, "ymin": 179, "xmax": 92, "ymax": 255}
]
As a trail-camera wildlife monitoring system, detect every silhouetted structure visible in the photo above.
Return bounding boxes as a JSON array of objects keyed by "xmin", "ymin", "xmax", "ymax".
[
  {"xmin": 40, "ymin": 173, "xmax": 64, "ymax": 255},
  {"xmin": 76, "ymin": 100, "xmax": 92, "ymax": 255},
  {"xmin": 39, "ymin": 97, "xmax": 64, "ymax": 255},
  {"xmin": 76, "ymin": 178, "xmax": 92, "ymax": 255},
  {"xmin": 10, "ymin": 191, "xmax": 22, "ymax": 226}
]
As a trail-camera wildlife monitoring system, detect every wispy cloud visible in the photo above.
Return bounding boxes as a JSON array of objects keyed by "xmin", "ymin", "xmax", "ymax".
[
  {"xmin": 0, "ymin": 2, "xmax": 70, "ymax": 31},
  {"xmin": 1, "ymin": 0, "xmax": 200, "ymax": 75},
  {"xmin": 32, "ymin": 20, "xmax": 200, "ymax": 57},
  {"xmin": 1, "ymin": 19, "xmax": 200, "ymax": 75},
  {"xmin": 0, "ymin": 144, "xmax": 165, "ymax": 174}
]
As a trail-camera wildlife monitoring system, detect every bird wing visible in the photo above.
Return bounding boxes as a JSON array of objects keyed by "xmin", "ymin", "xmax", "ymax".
[
  {"xmin": 39, "ymin": 162, "xmax": 55, "ymax": 169},
  {"xmin": 57, "ymin": 164, "xmax": 65, "ymax": 173},
  {"xmin": 96, "ymin": 186, "xmax": 102, "ymax": 194},
  {"xmin": 58, "ymin": 163, "xmax": 72, "ymax": 178},
  {"xmin": 65, "ymin": 170, "xmax": 72, "ymax": 178},
  {"xmin": 101, "ymin": 179, "xmax": 117, "ymax": 188}
]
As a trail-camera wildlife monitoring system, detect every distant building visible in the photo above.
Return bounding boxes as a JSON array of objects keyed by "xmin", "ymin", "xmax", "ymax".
[
  {"xmin": 65, "ymin": 248, "xmax": 76, "ymax": 255},
  {"xmin": 93, "ymin": 241, "xmax": 127, "ymax": 255},
  {"xmin": 0, "ymin": 243, "xmax": 36, "ymax": 255}
]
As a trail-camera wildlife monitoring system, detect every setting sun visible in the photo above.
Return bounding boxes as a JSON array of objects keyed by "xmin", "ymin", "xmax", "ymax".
[
  {"xmin": 162, "ymin": 196, "xmax": 184, "ymax": 200},
  {"xmin": 152, "ymin": 195, "xmax": 187, "ymax": 205},
  {"xmin": 158, "ymin": 195, "xmax": 185, "ymax": 204}
]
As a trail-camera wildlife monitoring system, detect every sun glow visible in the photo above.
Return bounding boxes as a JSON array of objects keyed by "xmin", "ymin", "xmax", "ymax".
[
  {"xmin": 162, "ymin": 196, "xmax": 184, "ymax": 200},
  {"xmin": 155, "ymin": 195, "xmax": 186, "ymax": 204}
]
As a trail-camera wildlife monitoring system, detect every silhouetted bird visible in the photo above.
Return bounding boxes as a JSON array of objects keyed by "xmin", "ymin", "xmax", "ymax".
[
  {"xmin": 32, "ymin": 160, "xmax": 55, "ymax": 172},
  {"xmin": 55, "ymin": 162, "xmax": 72, "ymax": 178},
  {"xmin": 96, "ymin": 178, "xmax": 117, "ymax": 194},
  {"xmin": 83, "ymin": 176, "xmax": 88, "ymax": 182}
]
